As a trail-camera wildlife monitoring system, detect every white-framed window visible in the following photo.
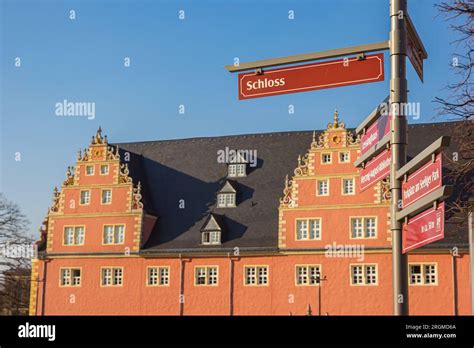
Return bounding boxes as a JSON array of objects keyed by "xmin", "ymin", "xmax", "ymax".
[
  {"xmin": 321, "ymin": 153, "xmax": 332, "ymax": 164},
  {"xmin": 350, "ymin": 217, "xmax": 377, "ymax": 239},
  {"xmin": 317, "ymin": 180, "xmax": 329, "ymax": 196},
  {"xmin": 147, "ymin": 267, "xmax": 169, "ymax": 286},
  {"xmin": 365, "ymin": 218, "xmax": 376, "ymax": 238},
  {"xmin": 100, "ymin": 164, "xmax": 109, "ymax": 175},
  {"xmin": 80, "ymin": 190, "xmax": 90, "ymax": 205},
  {"xmin": 296, "ymin": 218, "xmax": 321, "ymax": 240},
  {"xmin": 101, "ymin": 189, "xmax": 112, "ymax": 204},
  {"xmin": 228, "ymin": 163, "xmax": 246, "ymax": 177},
  {"xmin": 217, "ymin": 193, "xmax": 235, "ymax": 208},
  {"xmin": 101, "ymin": 267, "xmax": 123, "ymax": 286},
  {"xmin": 339, "ymin": 152, "xmax": 350, "ymax": 163},
  {"xmin": 342, "ymin": 178, "xmax": 355, "ymax": 195},
  {"xmin": 195, "ymin": 266, "xmax": 218, "ymax": 286},
  {"xmin": 202, "ymin": 231, "xmax": 221, "ymax": 245},
  {"xmin": 409, "ymin": 264, "xmax": 437, "ymax": 285},
  {"xmin": 244, "ymin": 266, "xmax": 268, "ymax": 286},
  {"xmin": 351, "ymin": 264, "xmax": 377, "ymax": 285},
  {"xmin": 60, "ymin": 268, "xmax": 81, "ymax": 287},
  {"xmin": 63, "ymin": 226, "xmax": 85, "ymax": 245},
  {"xmin": 103, "ymin": 225, "xmax": 125, "ymax": 244},
  {"xmin": 85, "ymin": 165, "xmax": 94, "ymax": 176},
  {"xmin": 296, "ymin": 265, "xmax": 321, "ymax": 286}
]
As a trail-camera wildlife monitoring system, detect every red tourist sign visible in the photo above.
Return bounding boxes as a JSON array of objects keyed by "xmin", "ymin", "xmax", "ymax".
[
  {"xmin": 238, "ymin": 53, "xmax": 384, "ymax": 100},
  {"xmin": 402, "ymin": 202, "xmax": 445, "ymax": 253},
  {"xmin": 402, "ymin": 154, "xmax": 442, "ymax": 208},
  {"xmin": 360, "ymin": 113, "xmax": 391, "ymax": 156},
  {"xmin": 360, "ymin": 149, "xmax": 391, "ymax": 192}
]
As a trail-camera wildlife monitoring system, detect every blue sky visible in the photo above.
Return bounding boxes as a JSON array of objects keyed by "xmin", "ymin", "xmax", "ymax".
[{"xmin": 0, "ymin": 0, "xmax": 461, "ymax": 236}]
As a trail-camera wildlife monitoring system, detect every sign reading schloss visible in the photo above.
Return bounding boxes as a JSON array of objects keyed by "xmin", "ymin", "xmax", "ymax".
[
  {"xmin": 402, "ymin": 202, "xmax": 444, "ymax": 254},
  {"xmin": 360, "ymin": 149, "xmax": 391, "ymax": 192},
  {"xmin": 360, "ymin": 113, "xmax": 391, "ymax": 156},
  {"xmin": 238, "ymin": 53, "xmax": 384, "ymax": 100},
  {"xmin": 402, "ymin": 154, "xmax": 442, "ymax": 208}
]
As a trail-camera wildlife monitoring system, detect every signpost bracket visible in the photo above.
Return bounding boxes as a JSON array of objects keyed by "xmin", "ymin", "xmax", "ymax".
[{"xmin": 396, "ymin": 136, "xmax": 451, "ymax": 180}]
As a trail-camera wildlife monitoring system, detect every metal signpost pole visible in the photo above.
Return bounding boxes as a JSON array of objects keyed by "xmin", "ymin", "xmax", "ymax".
[{"xmin": 390, "ymin": 0, "xmax": 409, "ymax": 315}]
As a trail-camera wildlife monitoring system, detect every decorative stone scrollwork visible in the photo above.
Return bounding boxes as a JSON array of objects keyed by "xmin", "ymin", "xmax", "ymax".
[
  {"xmin": 119, "ymin": 163, "xmax": 132, "ymax": 184},
  {"xmin": 132, "ymin": 181, "xmax": 144, "ymax": 210},
  {"xmin": 279, "ymin": 175, "xmax": 294, "ymax": 207},
  {"xmin": 346, "ymin": 131, "xmax": 360, "ymax": 146},
  {"xmin": 107, "ymin": 145, "xmax": 120, "ymax": 161},
  {"xmin": 294, "ymin": 153, "xmax": 310, "ymax": 177},
  {"xmin": 78, "ymin": 148, "xmax": 91, "ymax": 161},
  {"xmin": 91, "ymin": 126, "xmax": 107, "ymax": 145},
  {"xmin": 381, "ymin": 177, "xmax": 391, "ymax": 202},
  {"xmin": 49, "ymin": 187, "xmax": 60, "ymax": 213},
  {"xmin": 63, "ymin": 166, "xmax": 74, "ymax": 186},
  {"xmin": 311, "ymin": 131, "xmax": 327, "ymax": 149}
]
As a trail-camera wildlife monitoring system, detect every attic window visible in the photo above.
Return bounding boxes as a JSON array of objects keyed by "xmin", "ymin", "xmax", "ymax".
[
  {"xmin": 217, "ymin": 180, "xmax": 237, "ymax": 208},
  {"xmin": 202, "ymin": 231, "xmax": 221, "ymax": 245},
  {"xmin": 217, "ymin": 193, "xmax": 235, "ymax": 208},
  {"xmin": 228, "ymin": 163, "xmax": 247, "ymax": 177},
  {"xmin": 201, "ymin": 214, "xmax": 223, "ymax": 245}
]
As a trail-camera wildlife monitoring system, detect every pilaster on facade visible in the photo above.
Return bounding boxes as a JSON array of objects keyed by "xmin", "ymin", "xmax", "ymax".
[{"xmin": 28, "ymin": 259, "xmax": 39, "ymax": 315}]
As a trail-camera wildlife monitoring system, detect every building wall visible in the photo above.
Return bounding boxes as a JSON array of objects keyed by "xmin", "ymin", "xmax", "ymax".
[
  {"xmin": 30, "ymin": 124, "xmax": 472, "ymax": 316},
  {"xmin": 32, "ymin": 252, "xmax": 470, "ymax": 315}
]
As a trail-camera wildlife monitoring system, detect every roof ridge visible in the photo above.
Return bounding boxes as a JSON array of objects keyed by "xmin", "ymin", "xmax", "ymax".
[{"xmin": 112, "ymin": 120, "xmax": 462, "ymax": 146}]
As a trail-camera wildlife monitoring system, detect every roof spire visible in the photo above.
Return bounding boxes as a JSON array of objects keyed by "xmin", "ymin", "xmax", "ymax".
[
  {"xmin": 91, "ymin": 126, "xmax": 106, "ymax": 144},
  {"xmin": 333, "ymin": 109, "xmax": 339, "ymax": 128}
]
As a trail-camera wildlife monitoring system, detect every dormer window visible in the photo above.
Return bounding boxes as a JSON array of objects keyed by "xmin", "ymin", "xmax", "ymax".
[
  {"xmin": 217, "ymin": 193, "xmax": 235, "ymax": 208},
  {"xmin": 202, "ymin": 231, "xmax": 221, "ymax": 245},
  {"xmin": 228, "ymin": 163, "xmax": 247, "ymax": 177},
  {"xmin": 201, "ymin": 214, "xmax": 223, "ymax": 245},
  {"xmin": 217, "ymin": 181, "xmax": 237, "ymax": 208}
]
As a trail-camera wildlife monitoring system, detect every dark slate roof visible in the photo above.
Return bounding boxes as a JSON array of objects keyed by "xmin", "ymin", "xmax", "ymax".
[{"xmin": 115, "ymin": 121, "xmax": 470, "ymax": 252}]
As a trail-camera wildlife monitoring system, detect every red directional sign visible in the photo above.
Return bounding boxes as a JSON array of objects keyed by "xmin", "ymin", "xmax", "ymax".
[
  {"xmin": 360, "ymin": 113, "xmax": 391, "ymax": 156},
  {"xmin": 402, "ymin": 202, "xmax": 445, "ymax": 253},
  {"xmin": 360, "ymin": 149, "xmax": 391, "ymax": 192},
  {"xmin": 238, "ymin": 53, "xmax": 384, "ymax": 100},
  {"xmin": 402, "ymin": 154, "xmax": 442, "ymax": 208}
]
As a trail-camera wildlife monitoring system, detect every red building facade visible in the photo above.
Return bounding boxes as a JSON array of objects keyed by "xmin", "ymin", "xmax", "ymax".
[{"xmin": 30, "ymin": 116, "xmax": 471, "ymax": 315}]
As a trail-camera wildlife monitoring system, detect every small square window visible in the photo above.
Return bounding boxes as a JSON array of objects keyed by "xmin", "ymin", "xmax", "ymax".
[
  {"xmin": 147, "ymin": 267, "xmax": 169, "ymax": 286},
  {"xmin": 321, "ymin": 153, "xmax": 332, "ymax": 164},
  {"xmin": 339, "ymin": 152, "xmax": 350, "ymax": 163},
  {"xmin": 296, "ymin": 265, "xmax": 321, "ymax": 286},
  {"xmin": 195, "ymin": 266, "xmax": 218, "ymax": 286},
  {"xmin": 245, "ymin": 266, "xmax": 268, "ymax": 286},
  {"xmin": 103, "ymin": 225, "xmax": 124, "ymax": 244},
  {"xmin": 85, "ymin": 165, "xmax": 94, "ymax": 175},
  {"xmin": 100, "ymin": 165, "xmax": 109, "ymax": 175},
  {"xmin": 351, "ymin": 264, "xmax": 377, "ymax": 285},
  {"xmin": 60, "ymin": 268, "xmax": 81, "ymax": 287}
]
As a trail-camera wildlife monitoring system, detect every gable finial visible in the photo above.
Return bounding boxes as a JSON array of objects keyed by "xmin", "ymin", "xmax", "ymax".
[
  {"xmin": 91, "ymin": 126, "xmax": 105, "ymax": 144},
  {"xmin": 333, "ymin": 109, "xmax": 339, "ymax": 128}
]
